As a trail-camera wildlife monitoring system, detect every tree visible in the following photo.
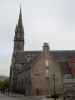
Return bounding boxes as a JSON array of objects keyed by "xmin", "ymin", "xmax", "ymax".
[{"xmin": 0, "ymin": 79, "xmax": 9, "ymax": 91}]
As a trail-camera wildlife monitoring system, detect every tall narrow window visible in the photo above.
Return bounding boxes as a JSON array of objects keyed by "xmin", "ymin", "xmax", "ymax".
[{"xmin": 45, "ymin": 59, "xmax": 49, "ymax": 67}]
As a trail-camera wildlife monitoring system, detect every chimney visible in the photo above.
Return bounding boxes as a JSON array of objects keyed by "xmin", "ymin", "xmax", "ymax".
[{"xmin": 43, "ymin": 42, "xmax": 50, "ymax": 52}]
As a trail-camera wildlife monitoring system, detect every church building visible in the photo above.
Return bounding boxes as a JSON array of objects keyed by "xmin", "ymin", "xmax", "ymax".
[{"xmin": 9, "ymin": 8, "xmax": 75, "ymax": 96}]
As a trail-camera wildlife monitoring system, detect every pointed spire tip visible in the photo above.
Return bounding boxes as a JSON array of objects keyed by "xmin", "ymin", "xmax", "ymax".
[{"xmin": 20, "ymin": 1, "xmax": 22, "ymax": 13}]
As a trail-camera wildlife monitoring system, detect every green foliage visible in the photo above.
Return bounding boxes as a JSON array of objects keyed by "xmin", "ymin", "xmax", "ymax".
[{"xmin": 0, "ymin": 79, "xmax": 9, "ymax": 90}]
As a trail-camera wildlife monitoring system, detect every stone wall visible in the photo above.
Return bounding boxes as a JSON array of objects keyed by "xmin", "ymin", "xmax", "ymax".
[{"xmin": 31, "ymin": 44, "xmax": 64, "ymax": 96}]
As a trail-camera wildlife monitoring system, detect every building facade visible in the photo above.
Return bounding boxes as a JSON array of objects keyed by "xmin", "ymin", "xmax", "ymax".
[{"xmin": 10, "ymin": 8, "xmax": 75, "ymax": 97}]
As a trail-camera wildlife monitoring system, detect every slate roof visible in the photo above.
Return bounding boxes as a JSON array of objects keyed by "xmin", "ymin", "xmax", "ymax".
[
  {"xmin": 51, "ymin": 50, "xmax": 75, "ymax": 74},
  {"xmin": 14, "ymin": 51, "xmax": 41, "ymax": 64},
  {"xmin": 14, "ymin": 50, "xmax": 75, "ymax": 75}
]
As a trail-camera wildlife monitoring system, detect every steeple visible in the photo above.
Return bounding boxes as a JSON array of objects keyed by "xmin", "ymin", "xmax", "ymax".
[
  {"xmin": 14, "ymin": 7, "xmax": 24, "ymax": 53},
  {"xmin": 15, "ymin": 7, "xmax": 24, "ymax": 33}
]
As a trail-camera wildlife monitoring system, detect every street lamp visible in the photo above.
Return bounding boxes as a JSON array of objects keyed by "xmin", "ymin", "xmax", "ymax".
[{"xmin": 51, "ymin": 73, "xmax": 59, "ymax": 100}]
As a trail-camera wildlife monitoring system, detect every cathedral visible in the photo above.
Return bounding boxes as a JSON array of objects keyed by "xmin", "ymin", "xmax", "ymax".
[{"xmin": 9, "ymin": 8, "xmax": 75, "ymax": 97}]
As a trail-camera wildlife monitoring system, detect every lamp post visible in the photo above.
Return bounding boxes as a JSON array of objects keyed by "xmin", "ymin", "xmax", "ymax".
[
  {"xmin": 53, "ymin": 73, "xmax": 56, "ymax": 97},
  {"xmin": 51, "ymin": 73, "xmax": 59, "ymax": 100}
]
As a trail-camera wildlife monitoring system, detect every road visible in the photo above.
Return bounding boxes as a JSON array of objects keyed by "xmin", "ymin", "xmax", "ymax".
[
  {"xmin": 0, "ymin": 93, "xmax": 24, "ymax": 100},
  {"xmin": 0, "ymin": 93, "xmax": 45, "ymax": 100},
  {"xmin": 0, "ymin": 93, "xmax": 63, "ymax": 100}
]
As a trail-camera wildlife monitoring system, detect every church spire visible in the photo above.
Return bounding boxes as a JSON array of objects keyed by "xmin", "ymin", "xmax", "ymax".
[
  {"xmin": 15, "ymin": 6, "xmax": 24, "ymax": 33},
  {"xmin": 14, "ymin": 6, "xmax": 24, "ymax": 53}
]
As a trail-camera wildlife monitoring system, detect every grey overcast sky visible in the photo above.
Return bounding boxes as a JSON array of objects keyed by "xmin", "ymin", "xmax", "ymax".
[{"xmin": 0, "ymin": 0, "xmax": 75, "ymax": 76}]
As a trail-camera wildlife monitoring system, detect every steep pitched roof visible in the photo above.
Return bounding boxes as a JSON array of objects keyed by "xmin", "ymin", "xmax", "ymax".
[
  {"xmin": 14, "ymin": 50, "xmax": 75, "ymax": 75},
  {"xmin": 14, "ymin": 51, "xmax": 41, "ymax": 64},
  {"xmin": 51, "ymin": 50, "xmax": 75, "ymax": 62}
]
